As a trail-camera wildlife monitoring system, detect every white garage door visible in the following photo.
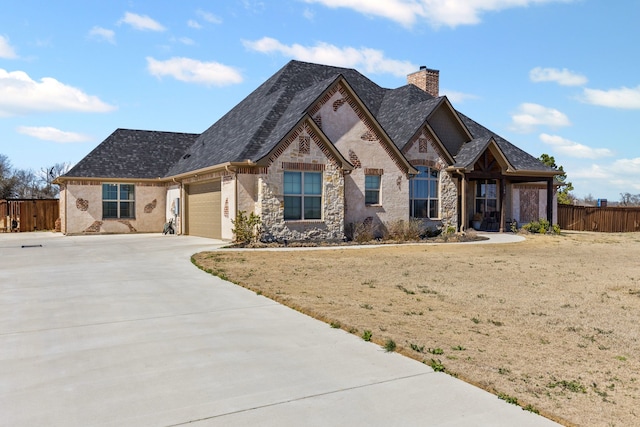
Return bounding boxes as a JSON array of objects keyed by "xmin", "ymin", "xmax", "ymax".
[{"xmin": 185, "ymin": 180, "xmax": 221, "ymax": 239}]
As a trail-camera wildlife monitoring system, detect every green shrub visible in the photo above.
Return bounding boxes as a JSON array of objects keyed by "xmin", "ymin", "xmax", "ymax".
[
  {"xmin": 231, "ymin": 211, "xmax": 262, "ymax": 243},
  {"xmin": 383, "ymin": 338, "xmax": 397, "ymax": 352},
  {"xmin": 522, "ymin": 218, "xmax": 561, "ymax": 235}
]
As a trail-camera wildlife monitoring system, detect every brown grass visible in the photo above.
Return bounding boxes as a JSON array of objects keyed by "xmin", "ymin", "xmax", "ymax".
[{"xmin": 192, "ymin": 231, "xmax": 640, "ymax": 427}]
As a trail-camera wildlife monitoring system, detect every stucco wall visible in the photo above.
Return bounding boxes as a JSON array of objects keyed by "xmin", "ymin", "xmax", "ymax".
[
  {"xmin": 166, "ymin": 185, "xmax": 181, "ymax": 233},
  {"xmin": 319, "ymin": 90, "xmax": 409, "ymax": 231},
  {"xmin": 59, "ymin": 184, "xmax": 67, "ymax": 234},
  {"xmin": 63, "ymin": 181, "xmax": 166, "ymax": 234},
  {"xmin": 221, "ymin": 174, "xmax": 235, "ymax": 240}
]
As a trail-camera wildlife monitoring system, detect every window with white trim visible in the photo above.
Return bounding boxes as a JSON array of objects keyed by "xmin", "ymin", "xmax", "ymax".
[
  {"xmin": 102, "ymin": 183, "xmax": 135, "ymax": 219},
  {"xmin": 410, "ymin": 166, "xmax": 439, "ymax": 218},
  {"xmin": 365, "ymin": 175, "xmax": 381, "ymax": 205},
  {"xmin": 284, "ymin": 171, "xmax": 322, "ymax": 220}
]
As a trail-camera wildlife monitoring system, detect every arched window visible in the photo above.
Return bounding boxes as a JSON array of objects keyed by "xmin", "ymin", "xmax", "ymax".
[{"xmin": 410, "ymin": 166, "xmax": 439, "ymax": 218}]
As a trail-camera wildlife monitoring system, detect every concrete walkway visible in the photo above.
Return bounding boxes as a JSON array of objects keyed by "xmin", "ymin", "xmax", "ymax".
[{"xmin": 0, "ymin": 232, "xmax": 558, "ymax": 427}]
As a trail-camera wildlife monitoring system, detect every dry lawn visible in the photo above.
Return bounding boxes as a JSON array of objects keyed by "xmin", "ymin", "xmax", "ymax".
[{"xmin": 192, "ymin": 231, "xmax": 640, "ymax": 427}]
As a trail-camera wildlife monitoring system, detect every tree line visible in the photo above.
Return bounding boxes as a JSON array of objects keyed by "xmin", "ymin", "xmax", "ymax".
[{"xmin": 0, "ymin": 153, "xmax": 71, "ymax": 199}]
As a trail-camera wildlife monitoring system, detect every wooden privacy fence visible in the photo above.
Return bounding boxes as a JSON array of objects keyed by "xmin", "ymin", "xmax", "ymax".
[
  {"xmin": 558, "ymin": 204, "xmax": 640, "ymax": 232},
  {"xmin": 0, "ymin": 199, "xmax": 60, "ymax": 232}
]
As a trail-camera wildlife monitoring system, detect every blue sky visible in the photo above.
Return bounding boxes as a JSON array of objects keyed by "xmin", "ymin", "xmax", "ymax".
[{"xmin": 1, "ymin": 0, "xmax": 638, "ymax": 201}]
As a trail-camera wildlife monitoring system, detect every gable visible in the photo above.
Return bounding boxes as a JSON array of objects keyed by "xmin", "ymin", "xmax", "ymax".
[
  {"xmin": 308, "ymin": 79, "xmax": 417, "ymax": 176},
  {"xmin": 258, "ymin": 118, "xmax": 351, "ymax": 171},
  {"xmin": 402, "ymin": 125, "xmax": 453, "ymax": 168},
  {"xmin": 428, "ymin": 100, "xmax": 472, "ymax": 157}
]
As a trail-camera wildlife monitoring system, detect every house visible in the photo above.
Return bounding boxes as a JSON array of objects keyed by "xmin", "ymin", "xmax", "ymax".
[{"xmin": 56, "ymin": 60, "xmax": 558, "ymax": 240}]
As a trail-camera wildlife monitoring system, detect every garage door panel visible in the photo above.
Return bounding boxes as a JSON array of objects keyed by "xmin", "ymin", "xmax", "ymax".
[{"xmin": 186, "ymin": 181, "xmax": 221, "ymax": 239}]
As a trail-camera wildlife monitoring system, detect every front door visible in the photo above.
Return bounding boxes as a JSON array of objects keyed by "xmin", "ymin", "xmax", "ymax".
[{"xmin": 475, "ymin": 179, "xmax": 499, "ymax": 230}]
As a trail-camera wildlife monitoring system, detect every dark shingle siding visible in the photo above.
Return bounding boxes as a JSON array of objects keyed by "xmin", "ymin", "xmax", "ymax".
[{"xmin": 64, "ymin": 129, "xmax": 198, "ymax": 179}]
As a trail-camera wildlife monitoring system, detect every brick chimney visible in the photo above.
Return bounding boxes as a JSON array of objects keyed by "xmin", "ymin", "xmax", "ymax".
[{"xmin": 407, "ymin": 65, "xmax": 439, "ymax": 97}]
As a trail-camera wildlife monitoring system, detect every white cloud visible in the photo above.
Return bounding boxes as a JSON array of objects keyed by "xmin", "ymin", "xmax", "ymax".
[
  {"xmin": 582, "ymin": 85, "xmax": 640, "ymax": 109},
  {"xmin": 303, "ymin": 8, "xmax": 315, "ymax": 20},
  {"xmin": 612, "ymin": 157, "xmax": 640, "ymax": 175},
  {"xmin": 187, "ymin": 19, "xmax": 202, "ymax": 29},
  {"xmin": 0, "ymin": 36, "xmax": 18, "ymax": 59},
  {"xmin": 243, "ymin": 37, "xmax": 416, "ymax": 77},
  {"xmin": 539, "ymin": 133, "xmax": 613, "ymax": 159},
  {"xmin": 510, "ymin": 102, "xmax": 571, "ymax": 133},
  {"xmin": 0, "ymin": 69, "xmax": 116, "ymax": 117},
  {"xmin": 529, "ymin": 67, "xmax": 587, "ymax": 86},
  {"xmin": 441, "ymin": 89, "xmax": 479, "ymax": 104},
  {"xmin": 304, "ymin": 0, "xmax": 573, "ymax": 28},
  {"xmin": 118, "ymin": 12, "xmax": 166, "ymax": 31},
  {"xmin": 88, "ymin": 26, "xmax": 115, "ymax": 44},
  {"xmin": 146, "ymin": 57, "xmax": 243, "ymax": 86},
  {"xmin": 0, "ymin": 35, "xmax": 18, "ymax": 59},
  {"xmin": 17, "ymin": 126, "xmax": 92, "ymax": 143},
  {"xmin": 178, "ymin": 37, "xmax": 195, "ymax": 45},
  {"xmin": 304, "ymin": 0, "xmax": 422, "ymax": 27},
  {"xmin": 570, "ymin": 163, "xmax": 609, "ymax": 180},
  {"xmin": 197, "ymin": 9, "xmax": 223, "ymax": 24}
]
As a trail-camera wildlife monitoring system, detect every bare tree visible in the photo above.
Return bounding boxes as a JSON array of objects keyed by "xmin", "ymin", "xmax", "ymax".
[
  {"xmin": 0, "ymin": 154, "xmax": 18, "ymax": 199},
  {"xmin": 36, "ymin": 162, "xmax": 72, "ymax": 198},
  {"xmin": 620, "ymin": 192, "xmax": 640, "ymax": 206},
  {"xmin": 1, "ymin": 155, "xmax": 73, "ymax": 199}
]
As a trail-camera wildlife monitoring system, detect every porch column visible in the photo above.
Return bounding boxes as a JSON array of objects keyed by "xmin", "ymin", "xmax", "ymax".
[
  {"xmin": 546, "ymin": 177, "xmax": 553, "ymax": 224},
  {"xmin": 460, "ymin": 174, "xmax": 467, "ymax": 232},
  {"xmin": 499, "ymin": 178, "xmax": 506, "ymax": 232}
]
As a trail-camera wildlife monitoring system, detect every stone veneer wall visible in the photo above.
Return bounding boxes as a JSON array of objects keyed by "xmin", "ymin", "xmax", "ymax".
[
  {"xmin": 403, "ymin": 129, "xmax": 458, "ymax": 230},
  {"xmin": 258, "ymin": 123, "xmax": 344, "ymax": 241}
]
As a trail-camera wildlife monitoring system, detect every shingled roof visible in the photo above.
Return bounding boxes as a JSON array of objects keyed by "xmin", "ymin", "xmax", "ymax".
[
  {"xmin": 64, "ymin": 129, "xmax": 198, "ymax": 179},
  {"xmin": 166, "ymin": 60, "xmax": 387, "ymax": 176},
  {"xmin": 456, "ymin": 113, "xmax": 556, "ymax": 173},
  {"xmin": 64, "ymin": 60, "xmax": 553, "ymax": 181}
]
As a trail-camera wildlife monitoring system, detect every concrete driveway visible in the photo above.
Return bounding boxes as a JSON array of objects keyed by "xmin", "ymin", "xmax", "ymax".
[{"xmin": 0, "ymin": 233, "xmax": 559, "ymax": 426}]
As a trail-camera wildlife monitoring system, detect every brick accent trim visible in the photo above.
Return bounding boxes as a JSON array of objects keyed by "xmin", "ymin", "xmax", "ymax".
[
  {"xmin": 332, "ymin": 98, "xmax": 345, "ymax": 111},
  {"xmin": 265, "ymin": 122, "xmax": 341, "ymax": 168},
  {"xmin": 281, "ymin": 162, "xmax": 326, "ymax": 171},
  {"xmin": 299, "ymin": 135, "xmax": 310, "ymax": 154},
  {"xmin": 64, "ymin": 180, "xmax": 166, "ymax": 187},
  {"xmin": 235, "ymin": 167, "xmax": 268, "ymax": 174},
  {"xmin": 404, "ymin": 127, "xmax": 451, "ymax": 165},
  {"xmin": 308, "ymin": 82, "xmax": 408, "ymax": 173},
  {"xmin": 364, "ymin": 168, "xmax": 384, "ymax": 175},
  {"xmin": 410, "ymin": 158, "xmax": 441, "ymax": 170}
]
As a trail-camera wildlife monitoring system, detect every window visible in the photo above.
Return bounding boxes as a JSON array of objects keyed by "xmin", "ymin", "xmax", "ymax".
[
  {"xmin": 284, "ymin": 171, "xmax": 322, "ymax": 220},
  {"xmin": 475, "ymin": 179, "xmax": 497, "ymax": 218},
  {"xmin": 102, "ymin": 183, "xmax": 135, "ymax": 219},
  {"xmin": 365, "ymin": 175, "xmax": 381, "ymax": 205},
  {"xmin": 410, "ymin": 166, "xmax": 439, "ymax": 218}
]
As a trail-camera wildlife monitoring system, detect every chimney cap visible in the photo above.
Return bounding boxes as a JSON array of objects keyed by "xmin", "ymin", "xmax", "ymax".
[{"xmin": 419, "ymin": 65, "xmax": 426, "ymax": 70}]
